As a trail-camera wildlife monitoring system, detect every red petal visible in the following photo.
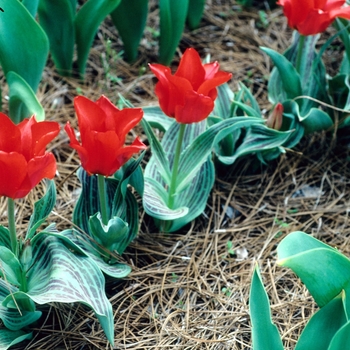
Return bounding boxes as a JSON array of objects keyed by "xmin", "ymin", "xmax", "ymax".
[
  {"xmin": 203, "ymin": 62, "xmax": 220, "ymax": 80},
  {"xmin": 197, "ymin": 71, "xmax": 232, "ymax": 96},
  {"xmin": 175, "ymin": 48, "xmax": 206, "ymax": 91},
  {"xmin": 0, "ymin": 113, "xmax": 21, "ymax": 153},
  {"xmin": 107, "ymin": 107, "xmax": 143, "ymax": 140},
  {"xmin": 74, "ymin": 96, "xmax": 106, "ymax": 132},
  {"xmin": 21, "ymin": 153, "xmax": 57, "ymax": 198},
  {"xmin": 175, "ymin": 91, "xmax": 214, "ymax": 124},
  {"xmin": 329, "ymin": 3, "xmax": 350, "ymax": 19},
  {"xmin": 151, "ymin": 65, "xmax": 192, "ymax": 117},
  {"xmin": 0, "ymin": 152, "xmax": 28, "ymax": 198},
  {"xmin": 297, "ymin": 10, "xmax": 332, "ymax": 35},
  {"xmin": 26, "ymin": 120, "xmax": 60, "ymax": 157},
  {"xmin": 111, "ymin": 137, "xmax": 147, "ymax": 175},
  {"xmin": 95, "ymin": 95, "xmax": 120, "ymax": 130}
]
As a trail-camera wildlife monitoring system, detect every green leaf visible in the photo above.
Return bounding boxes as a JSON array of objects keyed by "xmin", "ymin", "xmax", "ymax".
[
  {"xmin": 280, "ymin": 100, "xmax": 305, "ymax": 148},
  {"xmin": 89, "ymin": 213, "xmax": 129, "ymax": 252},
  {"xmin": 61, "ymin": 229, "xmax": 131, "ymax": 279},
  {"xmin": 159, "ymin": 0, "xmax": 189, "ymax": 65},
  {"xmin": 328, "ymin": 321, "xmax": 350, "ymax": 350},
  {"xmin": 26, "ymin": 180, "xmax": 56, "ymax": 240},
  {"xmin": 261, "ymin": 46, "xmax": 302, "ymax": 102},
  {"xmin": 177, "ymin": 117, "xmax": 263, "ymax": 191},
  {"xmin": 142, "ymin": 106, "xmax": 174, "ymax": 132},
  {"xmin": 113, "ymin": 155, "xmax": 145, "ymax": 197},
  {"xmin": 187, "ymin": 0, "xmax": 205, "ymax": 30},
  {"xmin": 0, "ymin": 226, "xmax": 11, "ymax": 250},
  {"xmin": 0, "ymin": 0, "xmax": 49, "ymax": 92},
  {"xmin": 277, "ymin": 231, "xmax": 350, "ymax": 308},
  {"xmin": 0, "ymin": 329, "xmax": 33, "ymax": 350},
  {"xmin": 5, "ymin": 235, "xmax": 114, "ymax": 345},
  {"xmin": 249, "ymin": 266, "xmax": 284, "ymax": 350},
  {"xmin": 229, "ymin": 100, "xmax": 262, "ymax": 119},
  {"xmin": 143, "ymin": 120, "xmax": 215, "ymax": 232},
  {"xmin": 6, "ymin": 71, "xmax": 45, "ymax": 123},
  {"xmin": 143, "ymin": 177, "xmax": 189, "ymax": 220},
  {"xmin": 236, "ymin": 82, "xmax": 261, "ymax": 116},
  {"xmin": 0, "ymin": 247, "xmax": 22, "ymax": 287},
  {"xmin": 300, "ymin": 108, "xmax": 333, "ymax": 134},
  {"xmin": 212, "ymin": 83, "xmax": 234, "ymax": 120},
  {"xmin": 38, "ymin": 0, "xmax": 75, "ymax": 76},
  {"xmin": 110, "ymin": 0, "xmax": 148, "ymax": 62},
  {"xmin": 218, "ymin": 124, "xmax": 293, "ymax": 165},
  {"xmin": 21, "ymin": 0, "xmax": 39, "ymax": 17},
  {"xmin": 72, "ymin": 166, "xmax": 138, "ymax": 275},
  {"xmin": 295, "ymin": 294, "xmax": 347, "ymax": 350},
  {"xmin": 75, "ymin": 0, "xmax": 121, "ymax": 77},
  {"xmin": 0, "ymin": 308, "xmax": 41, "ymax": 332},
  {"xmin": 141, "ymin": 118, "xmax": 172, "ymax": 184}
]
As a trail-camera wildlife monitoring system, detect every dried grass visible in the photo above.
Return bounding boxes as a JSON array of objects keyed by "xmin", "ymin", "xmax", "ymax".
[{"xmin": 1, "ymin": 1, "xmax": 350, "ymax": 349}]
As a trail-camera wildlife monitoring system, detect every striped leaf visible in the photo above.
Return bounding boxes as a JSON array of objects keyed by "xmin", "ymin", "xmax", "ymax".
[
  {"xmin": 212, "ymin": 83, "xmax": 234, "ymax": 120},
  {"xmin": 72, "ymin": 158, "xmax": 141, "ymax": 277},
  {"xmin": 0, "ymin": 226, "xmax": 11, "ymax": 250},
  {"xmin": 159, "ymin": 0, "xmax": 189, "ymax": 65},
  {"xmin": 26, "ymin": 180, "xmax": 56, "ymax": 240},
  {"xmin": 0, "ymin": 329, "xmax": 33, "ymax": 350},
  {"xmin": 176, "ymin": 117, "xmax": 263, "ymax": 192},
  {"xmin": 61, "ymin": 229, "xmax": 131, "ymax": 279},
  {"xmin": 144, "ymin": 120, "xmax": 216, "ymax": 232},
  {"xmin": 110, "ymin": 0, "xmax": 148, "ymax": 62},
  {"xmin": 0, "ymin": 247, "xmax": 21, "ymax": 287},
  {"xmin": 142, "ymin": 106, "xmax": 174, "ymax": 132},
  {"xmin": 75, "ymin": 0, "xmax": 121, "ymax": 77},
  {"xmin": 261, "ymin": 46, "xmax": 302, "ymax": 102},
  {"xmin": 141, "ymin": 118, "xmax": 171, "ymax": 184},
  {"xmin": 0, "ymin": 279, "xmax": 40, "ymax": 332},
  {"xmin": 2, "ymin": 235, "xmax": 114, "ymax": 345},
  {"xmin": 143, "ymin": 177, "xmax": 189, "ymax": 220},
  {"xmin": 7, "ymin": 71, "xmax": 45, "ymax": 123},
  {"xmin": 218, "ymin": 124, "xmax": 293, "ymax": 165}
]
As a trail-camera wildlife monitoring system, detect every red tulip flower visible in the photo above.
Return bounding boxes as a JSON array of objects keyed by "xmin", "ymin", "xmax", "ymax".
[
  {"xmin": 149, "ymin": 48, "xmax": 232, "ymax": 124},
  {"xmin": 278, "ymin": 0, "xmax": 350, "ymax": 36},
  {"xmin": 0, "ymin": 113, "xmax": 59, "ymax": 199},
  {"xmin": 65, "ymin": 95, "xmax": 146, "ymax": 176}
]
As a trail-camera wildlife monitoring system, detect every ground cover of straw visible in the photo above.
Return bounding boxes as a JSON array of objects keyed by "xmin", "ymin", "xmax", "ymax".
[{"xmin": 1, "ymin": 1, "xmax": 350, "ymax": 349}]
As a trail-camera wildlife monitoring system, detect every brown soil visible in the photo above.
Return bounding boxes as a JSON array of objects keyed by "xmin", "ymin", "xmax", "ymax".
[{"xmin": 2, "ymin": 1, "xmax": 350, "ymax": 349}]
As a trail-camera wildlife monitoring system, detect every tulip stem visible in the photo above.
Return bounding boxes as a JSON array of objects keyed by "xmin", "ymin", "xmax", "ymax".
[
  {"xmin": 8, "ymin": 198, "xmax": 18, "ymax": 257},
  {"xmin": 97, "ymin": 174, "xmax": 109, "ymax": 226},
  {"xmin": 296, "ymin": 34, "xmax": 305, "ymax": 74},
  {"xmin": 168, "ymin": 123, "xmax": 186, "ymax": 209}
]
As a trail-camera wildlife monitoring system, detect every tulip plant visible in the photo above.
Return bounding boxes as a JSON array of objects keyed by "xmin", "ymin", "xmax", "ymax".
[
  {"xmin": 141, "ymin": 48, "xmax": 269, "ymax": 232},
  {"xmin": 259, "ymin": 0, "xmax": 350, "ymax": 137},
  {"xmin": 0, "ymin": 114, "xmax": 114, "ymax": 348},
  {"xmin": 64, "ymin": 95, "xmax": 147, "ymax": 278},
  {"xmin": 250, "ymin": 231, "xmax": 350, "ymax": 349}
]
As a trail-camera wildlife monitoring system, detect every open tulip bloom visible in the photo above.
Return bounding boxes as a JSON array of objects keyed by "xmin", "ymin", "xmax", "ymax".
[
  {"xmin": 277, "ymin": 0, "xmax": 350, "ymax": 36},
  {"xmin": 149, "ymin": 48, "xmax": 232, "ymax": 124},
  {"xmin": 65, "ymin": 95, "xmax": 146, "ymax": 225},
  {"xmin": 0, "ymin": 113, "xmax": 59, "ymax": 255}
]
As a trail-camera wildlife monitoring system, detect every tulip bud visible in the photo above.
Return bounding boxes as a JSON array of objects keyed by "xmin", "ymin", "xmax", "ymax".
[{"xmin": 266, "ymin": 103, "xmax": 283, "ymax": 130}]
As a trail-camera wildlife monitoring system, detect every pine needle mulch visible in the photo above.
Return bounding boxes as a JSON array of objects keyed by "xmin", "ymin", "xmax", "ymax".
[{"xmin": 1, "ymin": 1, "xmax": 350, "ymax": 349}]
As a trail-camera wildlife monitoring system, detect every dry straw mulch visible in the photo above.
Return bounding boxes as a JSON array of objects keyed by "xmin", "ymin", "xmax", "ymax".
[{"xmin": 1, "ymin": 1, "xmax": 350, "ymax": 349}]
